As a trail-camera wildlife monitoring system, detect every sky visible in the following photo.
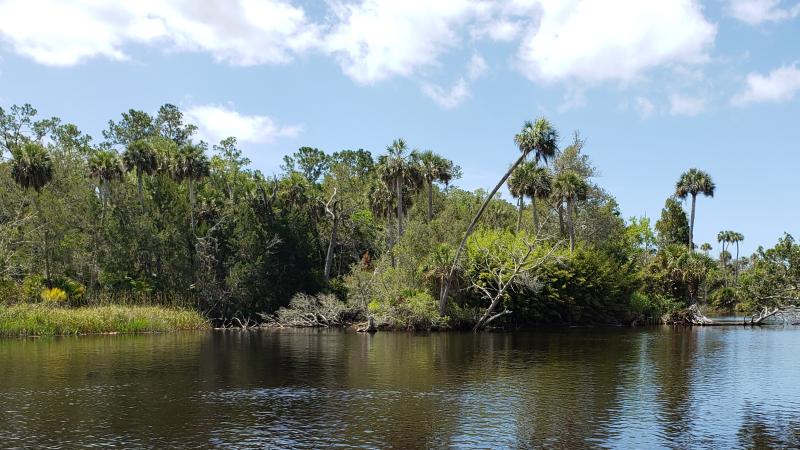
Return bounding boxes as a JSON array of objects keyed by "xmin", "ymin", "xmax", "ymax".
[{"xmin": 0, "ymin": 0, "xmax": 798, "ymax": 255}]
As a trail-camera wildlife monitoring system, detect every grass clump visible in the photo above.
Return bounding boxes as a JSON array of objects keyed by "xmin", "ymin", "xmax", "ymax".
[{"xmin": 0, "ymin": 304, "xmax": 207, "ymax": 337}]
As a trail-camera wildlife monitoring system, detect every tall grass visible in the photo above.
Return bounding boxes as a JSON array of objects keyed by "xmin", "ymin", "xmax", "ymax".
[{"xmin": 0, "ymin": 304, "xmax": 207, "ymax": 337}]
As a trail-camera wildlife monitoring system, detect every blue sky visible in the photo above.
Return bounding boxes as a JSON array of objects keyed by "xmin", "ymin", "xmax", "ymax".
[{"xmin": 0, "ymin": 0, "xmax": 798, "ymax": 254}]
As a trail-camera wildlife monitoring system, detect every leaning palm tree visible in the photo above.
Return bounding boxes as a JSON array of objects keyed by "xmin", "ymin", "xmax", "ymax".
[
  {"xmin": 173, "ymin": 143, "xmax": 210, "ymax": 234},
  {"xmin": 439, "ymin": 117, "xmax": 558, "ymax": 314},
  {"xmin": 123, "ymin": 139, "xmax": 158, "ymax": 207},
  {"xmin": 553, "ymin": 171, "xmax": 588, "ymax": 253},
  {"xmin": 88, "ymin": 149, "xmax": 124, "ymax": 216},
  {"xmin": 675, "ymin": 169, "xmax": 715, "ymax": 249},
  {"xmin": 526, "ymin": 166, "xmax": 552, "ymax": 231},
  {"xmin": 10, "ymin": 142, "xmax": 54, "ymax": 282}
]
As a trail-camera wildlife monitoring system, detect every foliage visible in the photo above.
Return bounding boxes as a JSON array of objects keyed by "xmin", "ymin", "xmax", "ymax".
[{"xmin": 655, "ymin": 198, "xmax": 690, "ymax": 247}]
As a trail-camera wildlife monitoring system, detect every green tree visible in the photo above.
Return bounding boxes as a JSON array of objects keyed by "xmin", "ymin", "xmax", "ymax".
[
  {"xmin": 413, "ymin": 150, "xmax": 457, "ymax": 221},
  {"xmin": 10, "ymin": 142, "xmax": 54, "ymax": 282},
  {"xmin": 675, "ymin": 169, "xmax": 715, "ymax": 249},
  {"xmin": 655, "ymin": 197, "xmax": 690, "ymax": 247},
  {"xmin": 282, "ymin": 146, "xmax": 330, "ymax": 184},
  {"xmin": 173, "ymin": 143, "xmax": 210, "ymax": 234},
  {"xmin": 122, "ymin": 139, "xmax": 158, "ymax": 207},
  {"xmin": 552, "ymin": 171, "xmax": 588, "ymax": 253},
  {"xmin": 377, "ymin": 139, "xmax": 420, "ymax": 239},
  {"xmin": 87, "ymin": 149, "xmax": 124, "ymax": 216}
]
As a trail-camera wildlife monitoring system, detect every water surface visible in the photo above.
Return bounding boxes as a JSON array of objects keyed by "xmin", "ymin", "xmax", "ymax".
[{"xmin": 1, "ymin": 327, "xmax": 798, "ymax": 449}]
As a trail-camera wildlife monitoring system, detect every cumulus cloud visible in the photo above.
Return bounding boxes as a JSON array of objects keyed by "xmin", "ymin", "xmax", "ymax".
[
  {"xmin": 725, "ymin": 0, "xmax": 800, "ymax": 25},
  {"xmin": 732, "ymin": 64, "xmax": 800, "ymax": 106},
  {"xmin": 516, "ymin": 0, "xmax": 716, "ymax": 83},
  {"xmin": 324, "ymin": 0, "xmax": 483, "ymax": 85},
  {"xmin": 184, "ymin": 104, "xmax": 302, "ymax": 144},
  {"xmin": 669, "ymin": 93, "xmax": 706, "ymax": 116},
  {"xmin": 0, "ymin": 0, "xmax": 320, "ymax": 66}
]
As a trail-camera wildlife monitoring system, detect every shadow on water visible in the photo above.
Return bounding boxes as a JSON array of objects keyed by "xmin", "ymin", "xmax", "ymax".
[{"xmin": 2, "ymin": 326, "xmax": 800, "ymax": 448}]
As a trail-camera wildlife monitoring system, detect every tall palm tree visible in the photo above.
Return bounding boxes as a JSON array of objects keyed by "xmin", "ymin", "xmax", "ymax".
[
  {"xmin": 717, "ymin": 230, "xmax": 733, "ymax": 286},
  {"xmin": 413, "ymin": 150, "xmax": 455, "ymax": 221},
  {"xmin": 700, "ymin": 243, "xmax": 712, "ymax": 257},
  {"xmin": 88, "ymin": 150, "xmax": 124, "ymax": 216},
  {"xmin": 553, "ymin": 171, "xmax": 588, "ymax": 253},
  {"xmin": 123, "ymin": 139, "xmax": 158, "ymax": 207},
  {"xmin": 675, "ymin": 169, "xmax": 715, "ymax": 249},
  {"xmin": 439, "ymin": 117, "xmax": 558, "ymax": 313},
  {"xmin": 729, "ymin": 231, "xmax": 744, "ymax": 283},
  {"xmin": 173, "ymin": 143, "xmax": 210, "ymax": 234},
  {"xmin": 11, "ymin": 142, "xmax": 54, "ymax": 282},
  {"xmin": 527, "ymin": 165, "xmax": 552, "ymax": 231},
  {"xmin": 377, "ymin": 139, "xmax": 420, "ymax": 239},
  {"xmin": 507, "ymin": 161, "xmax": 534, "ymax": 232}
]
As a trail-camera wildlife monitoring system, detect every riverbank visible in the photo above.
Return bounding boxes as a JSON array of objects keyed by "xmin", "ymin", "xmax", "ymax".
[{"xmin": 0, "ymin": 304, "xmax": 207, "ymax": 337}]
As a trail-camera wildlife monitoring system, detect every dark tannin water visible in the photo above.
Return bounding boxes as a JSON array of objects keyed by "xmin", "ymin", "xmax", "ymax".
[{"xmin": 1, "ymin": 327, "xmax": 798, "ymax": 449}]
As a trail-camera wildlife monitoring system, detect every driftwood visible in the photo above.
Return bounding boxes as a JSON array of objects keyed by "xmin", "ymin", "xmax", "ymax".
[
  {"xmin": 356, "ymin": 315, "xmax": 377, "ymax": 333},
  {"xmin": 662, "ymin": 304, "xmax": 714, "ymax": 326},
  {"xmin": 748, "ymin": 306, "xmax": 800, "ymax": 325}
]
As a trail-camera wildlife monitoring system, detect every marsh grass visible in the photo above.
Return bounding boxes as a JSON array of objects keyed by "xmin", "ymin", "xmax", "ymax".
[{"xmin": 0, "ymin": 304, "xmax": 207, "ymax": 337}]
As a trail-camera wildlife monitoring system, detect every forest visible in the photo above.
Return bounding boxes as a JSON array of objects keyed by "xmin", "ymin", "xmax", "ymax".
[{"xmin": 0, "ymin": 102, "xmax": 797, "ymax": 331}]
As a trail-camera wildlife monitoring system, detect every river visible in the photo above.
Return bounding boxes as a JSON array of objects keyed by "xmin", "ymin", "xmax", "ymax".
[{"xmin": 1, "ymin": 326, "xmax": 798, "ymax": 449}]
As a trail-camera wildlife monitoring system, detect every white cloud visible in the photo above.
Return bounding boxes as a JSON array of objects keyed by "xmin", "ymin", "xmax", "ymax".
[
  {"xmin": 732, "ymin": 64, "xmax": 800, "ymax": 106},
  {"xmin": 0, "ymin": 0, "xmax": 319, "ymax": 66},
  {"xmin": 421, "ymin": 52, "xmax": 488, "ymax": 109},
  {"xmin": 516, "ymin": 0, "xmax": 716, "ymax": 83},
  {"xmin": 324, "ymin": 0, "xmax": 483, "ymax": 84},
  {"xmin": 634, "ymin": 96, "xmax": 655, "ymax": 118},
  {"xmin": 669, "ymin": 93, "xmax": 706, "ymax": 116},
  {"xmin": 421, "ymin": 78, "xmax": 471, "ymax": 109},
  {"xmin": 184, "ymin": 104, "xmax": 302, "ymax": 144},
  {"xmin": 726, "ymin": 0, "xmax": 800, "ymax": 25}
]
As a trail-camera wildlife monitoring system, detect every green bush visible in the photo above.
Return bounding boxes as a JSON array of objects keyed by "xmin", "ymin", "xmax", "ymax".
[
  {"xmin": 0, "ymin": 278, "xmax": 21, "ymax": 304},
  {"xmin": 21, "ymin": 275, "xmax": 45, "ymax": 302}
]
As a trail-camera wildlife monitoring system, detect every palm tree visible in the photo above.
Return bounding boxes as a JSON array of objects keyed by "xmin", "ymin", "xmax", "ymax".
[
  {"xmin": 413, "ymin": 150, "xmax": 455, "ymax": 221},
  {"xmin": 173, "ymin": 143, "xmax": 210, "ymax": 234},
  {"xmin": 507, "ymin": 161, "xmax": 534, "ymax": 232},
  {"xmin": 88, "ymin": 150, "xmax": 124, "ymax": 216},
  {"xmin": 553, "ymin": 171, "xmax": 588, "ymax": 253},
  {"xmin": 675, "ymin": 169, "xmax": 715, "ymax": 249},
  {"xmin": 700, "ymin": 243, "xmax": 712, "ymax": 256},
  {"xmin": 377, "ymin": 139, "xmax": 420, "ymax": 239},
  {"xmin": 123, "ymin": 139, "xmax": 158, "ymax": 207},
  {"xmin": 729, "ymin": 231, "xmax": 744, "ymax": 283},
  {"xmin": 527, "ymin": 166, "xmax": 552, "ymax": 232},
  {"xmin": 10, "ymin": 142, "xmax": 54, "ymax": 282},
  {"xmin": 439, "ymin": 117, "xmax": 558, "ymax": 313},
  {"xmin": 717, "ymin": 230, "xmax": 733, "ymax": 286}
]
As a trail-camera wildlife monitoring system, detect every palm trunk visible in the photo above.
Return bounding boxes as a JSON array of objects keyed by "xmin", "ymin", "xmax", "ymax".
[
  {"xmin": 189, "ymin": 177, "xmax": 196, "ymax": 234},
  {"xmin": 689, "ymin": 193, "xmax": 696, "ymax": 249},
  {"xmin": 136, "ymin": 167, "xmax": 144, "ymax": 208},
  {"xmin": 566, "ymin": 198, "xmax": 575, "ymax": 253},
  {"xmin": 516, "ymin": 197, "xmax": 524, "ymax": 232},
  {"xmin": 532, "ymin": 195, "xmax": 539, "ymax": 231},
  {"xmin": 439, "ymin": 152, "xmax": 527, "ymax": 314},
  {"xmin": 721, "ymin": 243, "xmax": 728, "ymax": 288},
  {"xmin": 324, "ymin": 202, "xmax": 339, "ymax": 282},
  {"xmin": 427, "ymin": 180, "xmax": 433, "ymax": 222},
  {"xmin": 735, "ymin": 241, "xmax": 740, "ymax": 285},
  {"xmin": 558, "ymin": 203, "xmax": 565, "ymax": 237},
  {"xmin": 396, "ymin": 177, "xmax": 403, "ymax": 238},
  {"xmin": 387, "ymin": 213, "xmax": 396, "ymax": 268},
  {"xmin": 36, "ymin": 192, "xmax": 51, "ymax": 285}
]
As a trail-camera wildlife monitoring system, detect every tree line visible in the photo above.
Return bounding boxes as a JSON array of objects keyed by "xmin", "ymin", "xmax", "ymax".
[{"xmin": 0, "ymin": 103, "xmax": 795, "ymax": 328}]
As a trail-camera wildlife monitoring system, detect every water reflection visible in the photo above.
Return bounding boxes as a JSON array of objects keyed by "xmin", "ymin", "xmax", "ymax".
[{"xmin": 1, "ymin": 327, "xmax": 799, "ymax": 448}]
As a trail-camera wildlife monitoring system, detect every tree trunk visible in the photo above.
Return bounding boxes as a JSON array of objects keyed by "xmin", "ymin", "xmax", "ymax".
[
  {"xmin": 516, "ymin": 197, "xmax": 524, "ymax": 232},
  {"xmin": 136, "ymin": 167, "xmax": 145, "ymax": 208},
  {"xmin": 689, "ymin": 193, "xmax": 696, "ymax": 249},
  {"xmin": 735, "ymin": 241, "xmax": 740, "ymax": 285},
  {"xmin": 439, "ymin": 152, "xmax": 527, "ymax": 314},
  {"xmin": 427, "ymin": 179, "xmax": 433, "ymax": 222},
  {"xmin": 558, "ymin": 203, "xmax": 565, "ymax": 237},
  {"xmin": 189, "ymin": 177, "xmax": 196, "ymax": 235},
  {"xmin": 387, "ymin": 213, "xmax": 396, "ymax": 268},
  {"xmin": 566, "ymin": 198, "xmax": 575, "ymax": 253},
  {"xmin": 324, "ymin": 202, "xmax": 339, "ymax": 282},
  {"xmin": 36, "ymin": 192, "xmax": 51, "ymax": 285},
  {"xmin": 532, "ymin": 195, "xmax": 539, "ymax": 231},
  {"xmin": 396, "ymin": 177, "xmax": 403, "ymax": 238},
  {"xmin": 473, "ymin": 296, "xmax": 503, "ymax": 331}
]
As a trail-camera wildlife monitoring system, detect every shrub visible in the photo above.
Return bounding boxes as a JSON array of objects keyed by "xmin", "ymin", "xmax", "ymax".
[
  {"xmin": 40, "ymin": 287, "xmax": 68, "ymax": 304},
  {"xmin": 21, "ymin": 275, "xmax": 45, "ymax": 302},
  {"xmin": 0, "ymin": 279, "xmax": 22, "ymax": 304}
]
